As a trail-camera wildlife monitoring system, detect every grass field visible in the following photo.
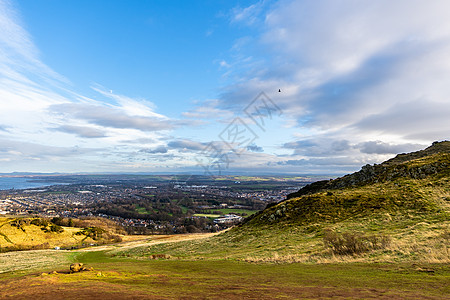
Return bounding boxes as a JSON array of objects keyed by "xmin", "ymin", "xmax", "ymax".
[
  {"xmin": 135, "ymin": 205, "xmax": 151, "ymax": 215},
  {"xmin": 0, "ymin": 236, "xmax": 448, "ymax": 299},
  {"xmin": 193, "ymin": 213, "xmax": 221, "ymax": 218}
]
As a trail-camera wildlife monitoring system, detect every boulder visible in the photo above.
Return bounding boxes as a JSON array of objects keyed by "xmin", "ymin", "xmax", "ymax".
[{"xmin": 70, "ymin": 263, "xmax": 86, "ymax": 273}]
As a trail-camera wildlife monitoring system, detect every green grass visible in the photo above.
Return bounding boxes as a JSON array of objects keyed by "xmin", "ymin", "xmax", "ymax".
[
  {"xmin": 2, "ymin": 250, "xmax": 448, "ymax": 299},
  {"xmin": 220, "ymin": 208, "xmax": 258, "ymax": 215},
  {"xmin": 134, "ymin": 205, "xmax": 151, "ymax": 215},
  {"xmin": 193, "ymin": 213, "xmax": 221, "ymax": 218}
]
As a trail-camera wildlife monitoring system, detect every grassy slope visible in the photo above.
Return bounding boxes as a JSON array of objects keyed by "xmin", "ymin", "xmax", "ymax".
[
  {"xmin": 109, "ymin": 148, "xmax": 449, "ymax": 264},
  {"xmin": 0, "ymin": 248, "xmax": 449, "ymax": 299},
  {"xmin": 0, "ymin": 217, "xmax": 128, "ymax": 251},
  {"xmin": 0, "ymin": 143, "xmax": 449, "ymax": 298},
  {"xmin": 0, "ymin": 217, "xmax": 90, "ymax": 249}
]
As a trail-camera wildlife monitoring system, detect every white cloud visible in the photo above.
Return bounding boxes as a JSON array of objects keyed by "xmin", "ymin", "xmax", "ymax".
[
  {"xmin": 0, "ymin": 1, "xmax": 177, "ymax": 172},
  {"xmin": 216, "ymin": 0, "xmax": 450, "ymax": 173},
  {"xmin": 2, "ymin": 0, "xmax": 448, "ymax": 174}
]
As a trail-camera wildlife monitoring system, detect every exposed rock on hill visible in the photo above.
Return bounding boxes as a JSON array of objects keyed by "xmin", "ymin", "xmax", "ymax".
[
  {"xmin": 244, "ymin": 141, "xmax": 450, "ymax": 226},
  {"xmin": 287, "ymin": 141, "xmax": 450, "ymax": 199}
]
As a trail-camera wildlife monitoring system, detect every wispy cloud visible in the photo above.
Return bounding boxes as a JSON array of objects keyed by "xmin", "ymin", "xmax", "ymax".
[
  {"xmin": 0, "ymin": 1, "xmax": 177, "ymax": 172},
  {"xmin": 49, "ymin": 103, "xmax": 174, "ymax": 132},
  {"xmin": 182, "ymin": 99, "xmax": 234, "ymax": 121},
  {"xmin": 1, "ymin": 0, "xmax": 448, "ymax": 174},
  {"xmin": 53, "ymin": 125, "xmax": 107, "ymax": 139},
  {"xmin": 231, "ymin": 1, "xmax": 267, "ymax": 26},
  {"xmin": 356, "ymin": 141, "xmax": 423, "ymax": 155},
  {"xmin": 139, "ymin": 146, "xmax": 168, "ymax": 154}
]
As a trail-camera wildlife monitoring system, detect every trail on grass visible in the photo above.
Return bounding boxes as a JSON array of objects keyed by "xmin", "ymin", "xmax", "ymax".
[
  {"xmin": 78, "ymin": 232, "xmax": 220, "ymax": 252},
  {"xmin": 0, "ymin": 232, "xmax": 219, "ymax": 274}
]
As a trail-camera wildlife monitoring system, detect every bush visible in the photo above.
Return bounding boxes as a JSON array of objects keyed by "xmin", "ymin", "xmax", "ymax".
[
  {"xmin": 106, "ymin": 233, "xmax": 123, "ymax": 243},
  {"xmin": 49, "ymin": 224, "xmax": 64, "ymax": 233},
  {"xmin": 10, "ymin": 219, "xmax": 28, "ymax": 232},
  {"xmin": 75, "ymin": 227, "xmax": 105, "ymax": 240},
  {"xmin": 51, "ymin": 217, "xmax": 65, "ymax": 226},
  {"xmin": 31, "ymin": 218, "xmax": 49, "ymax": 227},
  {"xmin": 323, "ymin": 229, "xmax": 390, "ymax": 255}
]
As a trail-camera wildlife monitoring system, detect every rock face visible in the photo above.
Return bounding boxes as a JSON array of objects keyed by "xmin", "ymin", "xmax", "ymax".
[
  {"xmin": 70, "ymin": 263, "xmax": 86, "ymax": 273},
  {"xmin": 287, "ymin": 141, "xmax": 450, "ymax": 199}
]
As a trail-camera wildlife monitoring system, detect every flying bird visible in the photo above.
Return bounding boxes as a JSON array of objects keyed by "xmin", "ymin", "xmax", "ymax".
[{"xmin": 278, "ymin": 89, "xmax": 281, "ymax": 92}]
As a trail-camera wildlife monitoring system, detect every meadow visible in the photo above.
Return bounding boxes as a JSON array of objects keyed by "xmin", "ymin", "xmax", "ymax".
[{"xmin": 0, "ymin": 233, "xmax": 448, "ymax": 299}]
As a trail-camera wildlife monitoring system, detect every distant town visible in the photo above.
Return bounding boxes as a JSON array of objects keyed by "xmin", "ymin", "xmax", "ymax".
[{"xmin": 0, "ymin": 175, "xmax": 318, "ymax": 234}]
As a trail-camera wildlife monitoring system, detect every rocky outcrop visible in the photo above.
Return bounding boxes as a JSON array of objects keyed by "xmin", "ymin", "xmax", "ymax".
[{"xmin": 287, "ymin": 141, "xmax": 450, "ymax": 199}]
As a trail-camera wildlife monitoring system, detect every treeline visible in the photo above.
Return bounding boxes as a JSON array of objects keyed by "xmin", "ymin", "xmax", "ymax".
[{"xmin": 93, "ymin": 199, "xmax": 184, "ymax": 221}]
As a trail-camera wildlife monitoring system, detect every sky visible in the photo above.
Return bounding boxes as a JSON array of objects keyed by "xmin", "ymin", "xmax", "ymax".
[{"xmin": 0, "ymin": 0, "xmax": 449, "ymax": 175}]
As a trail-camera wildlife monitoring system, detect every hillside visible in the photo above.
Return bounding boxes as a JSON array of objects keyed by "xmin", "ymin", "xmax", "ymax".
[
  {"xmin": 251, "ymin": 141, "xmax": 450, "ymax": 226},
  {"xmin": 0, "ymin": 217, "xmax": 125, "ymax": 252},
  {"xmin": 117, "ymin": 142, "xmax": 449, "ymax": 263},
  {"xmin": 287, "ymin": 140, "xmax": 450, "ymax": 198}
]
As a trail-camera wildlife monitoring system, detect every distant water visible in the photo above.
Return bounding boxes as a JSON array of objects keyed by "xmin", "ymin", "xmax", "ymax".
[{"xmin": 0, "ymin": 177, "xmax": 64, "ymax": 190}]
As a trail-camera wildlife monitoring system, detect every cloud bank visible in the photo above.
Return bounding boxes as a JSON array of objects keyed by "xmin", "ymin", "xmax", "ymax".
[{"xmin": 222, "ymin": 0, "xmax": 450, "ymax": 172}]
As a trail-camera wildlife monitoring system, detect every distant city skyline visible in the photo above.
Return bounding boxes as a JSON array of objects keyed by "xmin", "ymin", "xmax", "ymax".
[{"xmin": 0, "ymin": 0, "xmax": 449, "ymax": 174}]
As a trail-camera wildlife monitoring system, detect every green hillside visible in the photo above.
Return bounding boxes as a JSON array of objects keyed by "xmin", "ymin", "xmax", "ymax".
[
  {"xmin": 118, "ymin": 142, "xmax": 449, "ymax": 263},
  {"xmin": 253, "ymin": 141, "xmax": 450, "ymax": 226}
]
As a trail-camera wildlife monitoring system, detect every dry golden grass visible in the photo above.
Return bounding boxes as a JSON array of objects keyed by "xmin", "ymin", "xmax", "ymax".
[
  {"xmin": 0, "ymin": 249, "xmax": 74, "ymax": 274},
  {"xmin": 0, "ymin": 217, "xmax": 102, "ymax": 250}
]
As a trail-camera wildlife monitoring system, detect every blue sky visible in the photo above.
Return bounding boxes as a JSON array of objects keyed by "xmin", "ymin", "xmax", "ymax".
[{"xmin": 0, "ymin": 0, "xmax": 449, "ymax": 174}]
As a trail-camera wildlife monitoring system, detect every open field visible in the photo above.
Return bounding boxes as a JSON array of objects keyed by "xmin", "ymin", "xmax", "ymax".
[
  {"xmin": 0, "ymin": 216, "xmax": 448, "ymax": 299},
  {"xmin": 0, "ymin": 232, "xmax": 217, "ymax": 274},
  {"xmin": 0, "ymin": 238, "xmax": 448, "ymax": 299}
]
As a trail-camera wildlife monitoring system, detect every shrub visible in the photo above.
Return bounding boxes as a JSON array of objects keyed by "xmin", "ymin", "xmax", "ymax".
[
  {"xmin": 31, "ymin": 218, "xmax": 49, "ymax": 227},
  {"xmin": 49, "ymin": 224, "xmax": 64, "ymax": 233},
  {"xmin": 323, "ymin": 229, "xmax": 391, "ymax": 255},
  {"xmin": 75, "ymin": 227, "xmax": 105, "ymax": 240},
  {"xmin": 51, "ymin": 217, "xmax": 65, "ymax": 226},
  {"xmin": 10, "ymin": 219, "xmax": 28, "ymax": 232}
]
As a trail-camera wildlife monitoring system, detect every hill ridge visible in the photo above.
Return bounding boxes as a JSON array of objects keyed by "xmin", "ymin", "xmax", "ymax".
[{"xmin": 287, "ymin": 140, "xmax": 450, "ymax": 199}]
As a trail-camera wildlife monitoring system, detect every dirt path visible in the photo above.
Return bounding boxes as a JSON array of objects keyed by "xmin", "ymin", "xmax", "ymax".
[{"xmin": 77, "ymin": 231, "xmax": 220, "ymax": 252}]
